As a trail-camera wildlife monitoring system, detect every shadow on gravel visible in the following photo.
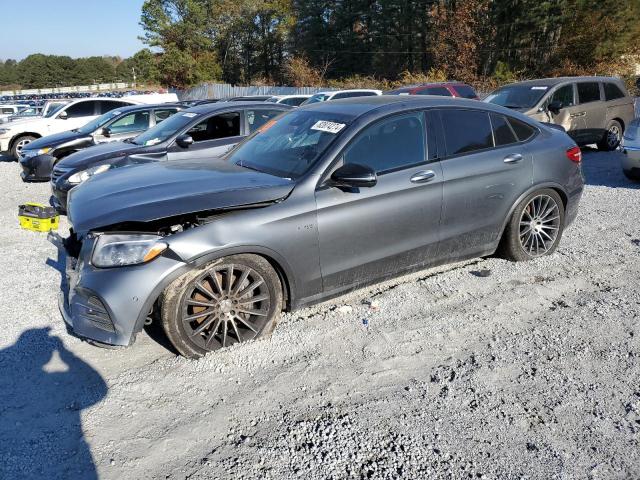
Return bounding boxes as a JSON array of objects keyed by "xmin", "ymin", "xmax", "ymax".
[
  {"xmin": 0, "ymin": 154, "xmax": 16, "ymax": 162},
  {"xmin": 0, "ymin": 328, "xmax": 107, "ymax": 479},
  {"xmin": 581, "ymin": 148, "xmax": 640, "ymax": 189}
]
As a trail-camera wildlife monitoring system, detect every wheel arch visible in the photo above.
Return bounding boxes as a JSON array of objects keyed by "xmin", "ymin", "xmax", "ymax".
[
  {"xmin": 9, "ymin": 132, "xmax": 42, "ymax": 150},
  {"xmin": 132, "ymin": 246, "xmax": 296, "ymax": 337},
  {"xmin": 496, "ymin": 182, "xmax": 568, "ymax": 247}
]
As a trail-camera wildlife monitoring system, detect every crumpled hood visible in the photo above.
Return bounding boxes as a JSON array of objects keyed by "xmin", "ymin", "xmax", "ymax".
[
  {"xmin": 68, "ymin": 158, "xmax": 294, "ymax": 233},
  {"xmin": 24, "ymin": 130, "xmax": 90, "ymax": 151},
  {"xmin": 59, "ymin": 141, "xmax": 141, "ymax": 169}
]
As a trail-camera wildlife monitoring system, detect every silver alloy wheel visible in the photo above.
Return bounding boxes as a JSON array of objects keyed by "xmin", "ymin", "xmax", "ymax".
[
  {"xmin": 180, "ymin": 264, "xmax": 271, "ymax": 350},
  {"xmin": 607, "ymin": 124, "xmax": 621, "ymax": 149},
  {"xmin": 519, "ymin": 194, "xmax": 561, "ymax": 257},
  {"xmin": 15, "ymin": 138, "xmax": 33, "ymax": 155}
]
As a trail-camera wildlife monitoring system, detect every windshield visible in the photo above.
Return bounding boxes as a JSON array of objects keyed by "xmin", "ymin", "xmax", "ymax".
[
  {"xmin": 228, "ymin": 109, "xmax": 355, "ymax": 179},
  {"xmin": 265, "ymin": 97, "xmax": 279, "ymax": 103},
  {"xmin": 76, "ymin": 109, "xmax": 123, "ymax": 134},
  {"xmin": 133, "ymin": 111, "xmax": 201, "ymax": 146},
  {"xmin": 303, "ymin": 93, "xmax": 332, "ymax": 105},
  {"xmin": 484, "ymin": 85, "xmax": 550, "ymax": 109}
]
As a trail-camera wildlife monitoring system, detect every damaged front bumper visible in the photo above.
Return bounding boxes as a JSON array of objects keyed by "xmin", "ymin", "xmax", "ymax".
[
  {"xmin": 59, "ymin": 234, "xmax": 188, "ymax": 347},
  {"xmin": 19, "ymin": 153, "xmax": 56, "ymax": 182}
]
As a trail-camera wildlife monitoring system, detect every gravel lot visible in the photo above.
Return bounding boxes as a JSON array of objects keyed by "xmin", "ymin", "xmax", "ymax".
[{"xmin": 0, "ymin": 149, "xmax": 639, "ymax": 479}]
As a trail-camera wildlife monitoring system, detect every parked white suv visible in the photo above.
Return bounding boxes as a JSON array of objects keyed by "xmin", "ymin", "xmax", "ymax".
[
  {"xmin": 0, "ymin": 94, "xmax": 178, "ymax": 157},
  {"xmin": 301, "ymin": 89, "xmax": 382, "ymax": 105},
  {"xmin": 0, "ymin": 104, "xmax": 29, "ymax": 121}
]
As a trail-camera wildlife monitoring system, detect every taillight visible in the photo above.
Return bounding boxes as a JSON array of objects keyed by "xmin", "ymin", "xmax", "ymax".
[{"xmin": 566, "ymin": 146, "xmax": 582, "ymax": 163}]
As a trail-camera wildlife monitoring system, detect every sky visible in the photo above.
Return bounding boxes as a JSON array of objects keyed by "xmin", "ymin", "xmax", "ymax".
[{"xmin": 0, "ymin": 0, "xmax": 147, "ymax": 60}]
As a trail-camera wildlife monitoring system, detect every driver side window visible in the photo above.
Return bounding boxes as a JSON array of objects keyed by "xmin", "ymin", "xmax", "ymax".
[
  {"xmin": 343, "ymin": 113, "xmax": 426, "ymax": 174},
  {"xmin": 550, "ymin": 84, "xmax": 575, "ymax": 107}
]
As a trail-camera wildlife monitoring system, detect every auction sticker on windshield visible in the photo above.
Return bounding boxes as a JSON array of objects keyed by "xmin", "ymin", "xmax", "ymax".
[{"xmin": 311, "ymin": 121, "xmax": 346, "ymax": 134}]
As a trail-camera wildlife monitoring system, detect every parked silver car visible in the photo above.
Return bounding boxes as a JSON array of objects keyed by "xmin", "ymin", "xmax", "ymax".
[
  {"xmin": 485, "ymin": 76, "xmax": 635, "ymax": 150},
  {"xmin": 59, "ymin": 96, "xmax": 584, "ymax": 357}
]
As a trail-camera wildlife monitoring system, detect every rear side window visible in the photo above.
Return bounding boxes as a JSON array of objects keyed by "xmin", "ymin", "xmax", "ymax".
[
  {"xmin": 1, "ymin": 108, "xmax": 13, "ymax": 114},
  {"xmin": 99, "ymin": 101, "xmax": 130, "ymax": 114},
  {"xmin": 343, "ymin": 112, "xmax": 426, "ymax": 173},
  {"xmin": 604, "ymin": 82, "xmax": 625, "ymax": 101},
  {"xmin": 577, "ymin": 82, "xmax": 601, "ymax": 104},
  {"xmin": 508, "ymin": 117, "xmax": 536, "ymax": 142},
  {"xmin": 440, "ymin": 109, "xmax": 493, "ymax": 155},
  {"xmin": 490, "ymin": 113, "xmax": 518, "ymax": 146},
  {"xmin": 64, "ymin": 101, "xmax": 96, "ymax": 118},
  {"xmin": 452, "ymin": 84, "xmax": 478, "ymax": 99},
  {"xmin": 187, "ymin": 112, "xmax": 240, "ymax": 142},
  {"xmin": 416, "ymin": 87, "xmax": 452, "ymax": 96}
]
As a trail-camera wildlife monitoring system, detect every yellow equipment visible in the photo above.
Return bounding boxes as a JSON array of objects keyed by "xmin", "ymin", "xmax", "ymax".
[{"xmin": 18, "ymin": 203, "xmax": 59, "ymax": 232}]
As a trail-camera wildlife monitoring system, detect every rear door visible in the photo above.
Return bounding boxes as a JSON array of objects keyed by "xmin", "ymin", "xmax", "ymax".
[
  {"xmin": 576, "ymin": 81, "xmax": 606, "ymax": 143},
  {"xmin": 315, "ymin": 111, "xmax": 443, "ymax": 292},
  {"xmin": 438, "ymin": 108, "xmax": 534, "ymax": 259},
  {"xmin": 167, "ymin": 110, "xmax": 243, "ymax": 160}
]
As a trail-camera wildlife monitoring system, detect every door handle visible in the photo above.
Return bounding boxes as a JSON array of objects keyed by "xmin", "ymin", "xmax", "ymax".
[
  {"xmin": 410, "ymin": 170, "xmax": 436, "ymax": 183},
  {"xmin": 570, "ymin": 111, "xmax": 587, "ymax": 118},
  {"xmin": 503, "ymin": 153, "xmax": 523, "ymax": 164}
]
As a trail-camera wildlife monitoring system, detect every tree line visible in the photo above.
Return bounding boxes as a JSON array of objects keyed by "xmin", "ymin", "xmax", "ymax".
[{"xmin": 2, "ymin": 0, "xmax": 639, "ymax": 91}]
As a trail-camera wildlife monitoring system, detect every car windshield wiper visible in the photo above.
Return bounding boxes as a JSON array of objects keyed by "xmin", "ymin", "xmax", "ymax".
[
  {"xmin": 237, "ymin": 162, "xmax": 266, "ymax": 174},
  {"xmin": 502, "ymin": 104, "xmax": 525, "ymax": 109}
]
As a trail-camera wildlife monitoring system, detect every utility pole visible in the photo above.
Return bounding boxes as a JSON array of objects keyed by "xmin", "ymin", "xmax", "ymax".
[{"xmin": 132, "ymin": 67, "xmax": 137, "ymax": 88}]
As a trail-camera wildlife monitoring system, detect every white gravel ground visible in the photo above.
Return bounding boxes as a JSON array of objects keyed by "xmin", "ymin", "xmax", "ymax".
[{"xmin": 0, "ymin": 149, "xmax": 639, "ymax": 479}]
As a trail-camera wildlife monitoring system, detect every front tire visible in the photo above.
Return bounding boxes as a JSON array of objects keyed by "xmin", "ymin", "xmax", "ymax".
[
  {"xmin": 161, "ymin": 254, "xmax": 283, "ymax": 358},
  {"xmin": 499, "ymin": 189, "xmax": 565, "ymax": 262},
  {"xmin": 623, "ymin": 169, "xmax": 640, "ymax": 182},
  {"xmin": 597, "ymin": 120, "xmax": 623, "ymax": 151}
]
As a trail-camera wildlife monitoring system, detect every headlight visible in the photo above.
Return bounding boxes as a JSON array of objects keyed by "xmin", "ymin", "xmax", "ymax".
[
  {"xmin": 68, "ymin": 164, "xmax": 112, "ymax": 184},
  {"xmin": 23, "ymin": 147, "xmax": 50, "ymax": 158},
  {"xmin": 92, "ymin": 234, "xmax": 168, "ymax": 268}
]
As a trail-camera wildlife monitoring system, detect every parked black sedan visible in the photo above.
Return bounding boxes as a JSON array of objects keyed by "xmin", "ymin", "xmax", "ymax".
[
  {"xmin": 50, "ymin": 101, "xmax": 291, "ymax": 213},
  {"xmin": 19, "ymin": 103, "xmax": 183, "ymax": 182}
]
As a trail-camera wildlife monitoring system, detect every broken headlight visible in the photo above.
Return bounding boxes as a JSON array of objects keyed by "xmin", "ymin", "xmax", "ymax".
[{"xmin": 91, "ymin": 234, "xmax": 167, "ymax": 268}]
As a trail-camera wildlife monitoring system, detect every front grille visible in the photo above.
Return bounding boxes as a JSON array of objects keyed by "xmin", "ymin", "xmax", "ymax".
[{"xmin": 51, "ymin": 165, "xmax": 72, "ymax": 184}]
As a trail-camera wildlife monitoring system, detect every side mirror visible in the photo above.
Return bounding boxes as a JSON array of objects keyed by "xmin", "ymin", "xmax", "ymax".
[
  {"xmin": 58, "ymin": 110, "xmax": 68, "ymax": 120},
  {"xmin": 330, "ymin": 163, "xmax": 377, "ymax": 188},
  {"xmin": 176, "ymin": 134, "xmax": 194, "ymax": 148},
  {"xmin": 547, "ymin": 100, "xmax": 563, "ymax": 115},
  {"xmin": 101, "ymin": 127, "xmax": 111, "ymax": 138}
]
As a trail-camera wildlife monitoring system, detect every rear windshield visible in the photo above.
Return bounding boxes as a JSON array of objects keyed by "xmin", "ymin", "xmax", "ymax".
[
  {"xmin": 303, "ymin": 94, "xmax": 332, "ymax": 105},
  {"xmin": 453, "ymin": 84, "xmax": 478, "ymax": 99},
  {"xmin": 228, "ymin": 110, "xmax": 355, "ymax": 179}
]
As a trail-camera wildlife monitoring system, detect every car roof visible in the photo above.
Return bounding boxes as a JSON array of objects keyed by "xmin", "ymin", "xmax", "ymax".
[
  {"xmin": 108, "ymin": 103, "xmax": 183, "ymax": 113},
  {"xmin": 184, "ymin": 101, "xmax": 292, "ymax": 114},
  {"xmin": 500, "ymin": 76, "xmax": 624, "ymax": 87},
  {"xmin": 299, "ymin": 94, "xmax": 530, "ymax": 120}
]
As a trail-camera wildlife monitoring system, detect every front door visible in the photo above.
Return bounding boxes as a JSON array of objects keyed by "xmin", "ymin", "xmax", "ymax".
[
  {"xmin": 167, "ymin": 111, "xmax": 244, "ymax": 161},
  {"xmin": 315, "ymin": 111, "xmax": 443, "ymax": 292}
]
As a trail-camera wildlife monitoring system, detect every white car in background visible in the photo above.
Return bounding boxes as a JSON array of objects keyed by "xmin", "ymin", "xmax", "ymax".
[
  {"xmin": 265, "ymin": 94, "xmax": 311, "ymax": 107},
  {"xmin": 0, "ymin": 93, "xmax": 178, "ymax": 158},
  {"xmin": 301, "ymin": 89, "xmax": 382, "ymax": 105},
  {"xmin": 0, "ymin": 104, "xmax": 29, "ymax": 121}
]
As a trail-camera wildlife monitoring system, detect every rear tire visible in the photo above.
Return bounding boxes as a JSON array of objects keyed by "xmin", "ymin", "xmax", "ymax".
[
  {"xmin": 499, "ymin": 189, "xmax": 565, "ymax": 262},
  {"xmin": 161, "ymin": 254, "xmax": 283, "ymax": 358},
  {"xmin": 11, "ymin": 135, "xmax": 37, "ymax": 159},
  {"xmin": 623, "ymin": 169, "xmax": 640, "ymax": 182},
  {"xmin": 597, "ymin": 120, "xmax": 622, "ymax": 151}
]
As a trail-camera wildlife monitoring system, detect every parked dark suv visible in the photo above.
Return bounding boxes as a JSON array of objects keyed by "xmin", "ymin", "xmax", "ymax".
[
  {"xmin": 50, "ymin": 102, "xmax": 291, "ymax": 213},
  {"xmin": 59, "ymin": 96, "xmax": 583, "ymax": 358}
]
